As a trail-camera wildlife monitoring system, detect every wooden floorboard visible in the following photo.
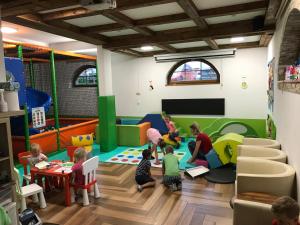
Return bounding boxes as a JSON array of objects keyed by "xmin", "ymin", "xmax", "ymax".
[{"xmin": 28, "ymin": 163, "xmax": 235, "ymax": 225}]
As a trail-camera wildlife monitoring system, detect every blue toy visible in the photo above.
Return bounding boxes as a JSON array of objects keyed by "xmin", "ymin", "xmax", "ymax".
[{"xmin": 205, "ymin": 149, "xmax": 223, "ymax": 169}]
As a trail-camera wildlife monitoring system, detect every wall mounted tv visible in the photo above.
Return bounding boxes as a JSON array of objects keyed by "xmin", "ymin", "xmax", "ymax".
[{"xmin": 162, "ymin": 98, "xmax": 225, "ymax": 115}]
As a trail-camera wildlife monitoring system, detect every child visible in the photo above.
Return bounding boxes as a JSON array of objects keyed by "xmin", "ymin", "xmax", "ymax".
[
  {"xmin": 25, "ymin": 143, "xmax": 48, "ymax": 166},
  {"xmin": 271, "ymin": 196, "xmax": 300, "ymax": 225},
  {"xmin": 164, "ymin": 115, "xmax": 180, "ymax": 148},
  {"xmin": 135, "ymin": 149, "xmax": 155, "ymax": 192},
  {"xmin": 162, "ymin": 146, "xmax": 181, "ymax": 192},
  {"xmin": 147, "ymin": 128, "xmax": 166, "ymax": 165},
  {"xmin": 71, "ymin": 147, "xmax": 87, "ymax": 187}
]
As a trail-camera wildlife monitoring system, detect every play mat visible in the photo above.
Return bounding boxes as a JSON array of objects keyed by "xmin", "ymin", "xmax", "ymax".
[{"xmin": 105, "ymin": 148, "xmax": 186, "ymax": 167}]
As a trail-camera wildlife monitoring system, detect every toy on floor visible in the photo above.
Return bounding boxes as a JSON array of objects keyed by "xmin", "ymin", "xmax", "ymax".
[
  {"xmin": 212, "ymin": 133, "xmax": 244, "ymax": 164},
  {"xmin": 162, "ymin": 134, "xmax": 181, "ymax": 148}
]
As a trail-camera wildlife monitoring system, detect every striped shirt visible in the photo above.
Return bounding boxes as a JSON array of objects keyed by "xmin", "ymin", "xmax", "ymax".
[{"xmin": 136, "ymin": 159, "xmax": 151, "ymax": 176}]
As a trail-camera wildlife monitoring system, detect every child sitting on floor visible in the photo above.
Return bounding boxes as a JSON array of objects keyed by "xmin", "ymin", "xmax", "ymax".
[
  {"xmin": 135, "ymin": 149, "xmax": 156, "ymax": 192},
  {"xmin": 71, "ymin": 147, "xmax": 87, "ymax": 187},
  {"xmin": 271, "ymin": 196, "xmax": 300, "ymax": 225},
  {"xmin": 24, "ymin": 143, "xmax": 48, "ymax": 166},
  {"xmin": 162, "ymin": 146, "xmax": 182, "ymax": 192}
]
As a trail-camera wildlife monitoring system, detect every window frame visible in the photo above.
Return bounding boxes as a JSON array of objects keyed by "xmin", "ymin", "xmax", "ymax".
[
  {"xmin": 166, "ymin": 59, "xmax": 220, "ymax": 86},
  {"xmin": 73, "ymin": 65, "xmax": 97, "ymax": 88}
]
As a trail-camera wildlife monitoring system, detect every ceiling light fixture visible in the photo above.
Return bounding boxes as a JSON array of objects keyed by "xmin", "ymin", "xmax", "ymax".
[
  {"xmin": 230, "ymin": 37, "xmax": 244, "ymax": 43},
  {"xmin": 141, "ymin": 46, "xmax": 154, "ymax": 51},
  {"xmin": 70, "ymin": 48, "xmax": 97, "ymax": 53},
  {"xmin": 1, "ymin": 27, "xmax": 18, "ymax": 34}
]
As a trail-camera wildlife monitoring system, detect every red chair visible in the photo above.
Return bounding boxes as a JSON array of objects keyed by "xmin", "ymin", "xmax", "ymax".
[
  {"xmin": 18, "ymin": 152, "xmax": 32, "ymax": 186},
  {"xmin": 66, "ymin": 146, "xmax": 78, "ymax": 162}
]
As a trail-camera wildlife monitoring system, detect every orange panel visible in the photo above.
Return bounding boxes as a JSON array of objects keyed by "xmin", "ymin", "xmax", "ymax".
[
  {"xmin": 59, "ymin": 119, "xmax": 98, "ymax": 149},
  {"xmin": 138, "ymin": 122, "xmax": 151, "ymax": 146}
]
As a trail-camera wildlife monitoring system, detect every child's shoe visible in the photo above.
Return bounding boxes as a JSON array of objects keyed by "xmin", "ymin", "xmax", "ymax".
[
  {"xmin": 137, "ymin": 185, "xmax": 143, "ymax": 192},
  {"xmin": 169, "ymin": 183, "xmax": 177, "ymax": 192}
]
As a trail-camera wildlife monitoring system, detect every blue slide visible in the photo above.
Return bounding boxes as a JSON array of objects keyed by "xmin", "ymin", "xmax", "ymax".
[{"xmin": 5, "ymin": 57, "xmax": 52, "ymax": 136}]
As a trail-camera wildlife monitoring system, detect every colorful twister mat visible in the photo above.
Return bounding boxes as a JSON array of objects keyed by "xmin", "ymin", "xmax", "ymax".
[{"xmin": 105, "ymin": 148, "xmax": 186, "ymax": 167}]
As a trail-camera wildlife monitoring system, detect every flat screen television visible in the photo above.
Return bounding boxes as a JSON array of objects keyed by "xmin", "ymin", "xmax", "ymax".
[{"xmin": 162, "ymin": 98, "xmax": 225, "ymax": 115}]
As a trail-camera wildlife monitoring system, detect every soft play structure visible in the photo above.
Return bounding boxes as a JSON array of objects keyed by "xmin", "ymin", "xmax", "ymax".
[
  {"xmin": 212, "ymin": 133, "xmax": 244, "ymax": 164},
  {"xmin": 138, "ymin": 114, "xmax": 169, "ymax": 135},
  {"xmin": 115, "ymin": 122, "xmax": 151, "ymax": 146},
  {"xmin": 3, "ymin": 44, "xmax": 99, "ymax": 157},
  {"xmin": 5, "ymin": 58, "xmax": 52, "ymax": 136},
  {"xmin": 203, "ymin": 119, "xmax": 258, "ymax": 142}
]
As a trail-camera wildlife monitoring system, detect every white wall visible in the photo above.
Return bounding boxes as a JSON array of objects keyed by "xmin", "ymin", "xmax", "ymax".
[
  {"xmin": 112, "ymin": 48, "xmax": 268, "ymax": 118},
  {"xmin": 268, "ymin": 0, "xmax": 300, "ymax": 198}
]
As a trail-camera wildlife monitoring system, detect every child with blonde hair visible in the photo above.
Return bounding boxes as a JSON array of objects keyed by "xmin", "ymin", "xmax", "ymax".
[
  {"xmin": 23, "ymin": 143, "xmax": 48, "ymax": 166},
  {"xmin": 71, "ymin": 148, "xmax": 87, "ymax": 186}
]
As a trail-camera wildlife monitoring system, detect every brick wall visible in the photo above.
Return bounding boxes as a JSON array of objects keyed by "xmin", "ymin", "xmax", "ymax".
[{"xmin": 24, "ymin": 60, "xmax": 97, "ymax": 117}]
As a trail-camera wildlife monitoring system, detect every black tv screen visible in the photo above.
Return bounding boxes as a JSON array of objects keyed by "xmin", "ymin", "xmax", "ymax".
[{"xmin": 162, "ymin": 98, "xmax": 225, "ymax": 115}]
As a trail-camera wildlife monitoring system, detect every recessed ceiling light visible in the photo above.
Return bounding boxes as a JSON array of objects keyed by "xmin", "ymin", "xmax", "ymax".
[
  {"xmin": 141, "ymin": 46, "xmax": 154, "ymax": 51},
  {"xmin": 1, "ymin": 27, "xmax": 18, "ymax": 34},
  {"xmin": 230, "ymin": 37, "xmax": 244, "ymax": 43},
  {"xmin": 70, "ymin": 48, "xmax": 97, "ymax": 53}
]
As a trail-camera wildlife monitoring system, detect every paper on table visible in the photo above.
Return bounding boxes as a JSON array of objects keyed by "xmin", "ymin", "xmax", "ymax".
[
  {"xmin": 54, "ymin": 167, "xmax": 72, "ymax": 173},
  {"xmin": 35, "ymin": 161, "xmax": 50, "ymax": 169}
]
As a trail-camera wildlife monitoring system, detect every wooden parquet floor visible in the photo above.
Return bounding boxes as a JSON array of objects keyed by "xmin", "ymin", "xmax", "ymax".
[{"xmin": 29, "ymin": 163, "xmax": 235, "ymax": 225}]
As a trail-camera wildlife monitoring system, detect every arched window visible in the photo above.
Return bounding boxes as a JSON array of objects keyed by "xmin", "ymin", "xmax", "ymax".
[
  {"xmin": 167, "ymin": 59, "xmax": 220, "ymax": 85},
  {"xmin": 73, "ymin": 65, "xmax": 97, "ymax": 87}
]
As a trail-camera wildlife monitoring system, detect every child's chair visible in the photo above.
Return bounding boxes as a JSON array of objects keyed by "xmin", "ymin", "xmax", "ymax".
[
  {"xmin": 70, "ymin": 156, "xmax": 100, "ymax": 206},
  {"xmin": 14, "ymin": 168, "xmax": 47, "ymax": 211},
  {"xmin": 18, "ymin": 152, "xmax": 32, "ymax": 186},
  {"xmin": 66, "ymin": 146, "xmax": 78, "ymax": 162}
]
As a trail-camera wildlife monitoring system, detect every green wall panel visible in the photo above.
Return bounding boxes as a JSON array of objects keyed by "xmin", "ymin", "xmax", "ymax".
[{"xmin": 98, "ymin": 96, "xmax": 117, "ymax": 151}]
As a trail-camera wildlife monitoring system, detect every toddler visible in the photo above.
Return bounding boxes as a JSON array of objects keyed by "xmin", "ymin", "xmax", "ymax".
[
  {"xmin": 71, "ymin": 147, "xmax": 87, "ymax": 186},
  {"xmin": 135, "ymin": 149, "xmax": 155, "ymax": 192},
  {"xmin": 162, "ymin": 146, "xmax": 181, "ymax": 192},
  {"xmin": 26, "ymin": 143, "xmax": 48, "ymax": 166},
  {"xmin": 271, "ymin": 196, "xmax": 300, "ymax": 225}
]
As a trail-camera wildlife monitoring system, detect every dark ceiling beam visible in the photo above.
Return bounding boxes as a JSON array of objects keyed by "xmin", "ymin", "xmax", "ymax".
[
  {"xmin": 82, "ymin": 1, "xmax": 267, "ymax": 33},
  {"xmin": 3, "ymin": 16, "xmax": 106, "ymax": 45},
  {"xmin": 259, "ymin": 33, "xmax": 273, "ymax": 46},
  {"xmin": 41, "ymin": 0, "xmax": 267, "ymax": 22},
  {"xmin": 264, "ymin": 0, "xmax": 282, "ymax": 25},
  {"xmin": 176, "ymin": 0, "xmax": 219, "ymax": 49},
  {"xmin": 40, "ymin": 0, "xmax": 176, "ymax": 21},
  {"xmin": 104, "ymin": 20, "xmax": 275, "ymax": 49},
  {"xmin": 101, "ymin": 10, "xmax": 177, "ymax": 53},
  {"xmin": 141, "ymin": 41, "xmax": 261, "ymax": 57},
  {"xmin": 1, "ymin": 0, "xmax": 79, "ymax": 17},
  {"xmin": 259, "ymin": 0, "xmax": 280, "ymax": 46},
  {"xmin": 101, "ymin": 10, "xmax": 155, "ymax": 36}
]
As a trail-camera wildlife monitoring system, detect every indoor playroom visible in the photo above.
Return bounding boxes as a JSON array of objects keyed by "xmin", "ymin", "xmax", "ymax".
[{"xmin": 0, "ymin": 0, "xmax": 300, "ymax": 225}]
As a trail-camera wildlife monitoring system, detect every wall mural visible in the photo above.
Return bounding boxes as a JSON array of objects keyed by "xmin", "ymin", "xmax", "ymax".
[{"xmin": 268, "ymin": 57, "xmax": 275, "ymax": 112}]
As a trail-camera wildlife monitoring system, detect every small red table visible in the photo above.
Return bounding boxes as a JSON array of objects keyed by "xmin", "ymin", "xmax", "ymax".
[{"xmin": 30, "ymin": 162, "xmax": 73, "ymax": 206}]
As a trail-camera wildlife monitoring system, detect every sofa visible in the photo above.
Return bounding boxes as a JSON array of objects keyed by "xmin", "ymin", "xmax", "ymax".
[
  {"xmin": 237, "ymin": 145, "xmax": 287, "ymax": 163},
  {"xmin": 242, "ymin": 138, "xmax": 281, "ymax": 149},
  {"xmin": 233, "ymin": 157, "xmax": 296, "ymax": 225}
]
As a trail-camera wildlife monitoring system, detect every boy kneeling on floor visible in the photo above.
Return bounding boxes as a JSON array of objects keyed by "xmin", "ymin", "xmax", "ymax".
[
  {"xmin": 162, "ymin": 146, "xmax": 182, "ymax": 192},
  {"xmin": 135, "ymin": 149, "xmax": 156, "ymax": 192}
]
